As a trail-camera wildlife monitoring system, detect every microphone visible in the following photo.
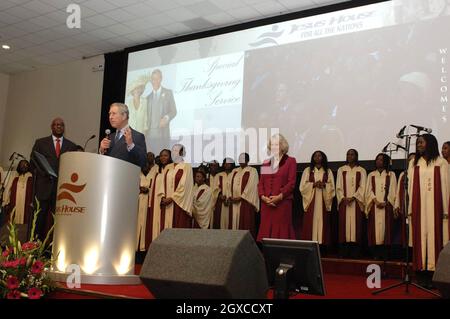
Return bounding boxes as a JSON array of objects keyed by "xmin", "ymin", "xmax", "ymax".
[
  {"xmin": 396, "ymin": 125, "xmax": 407, "ymax": 138},
  {"xmin": 16, "ymin": 153, "xmax": 26, "ymax": 159},
  {"xmin": 9, "ymin": 152, "xmax": 16, "ymax": 161},
  {"xmin": 410, "ymin": 125, "xmax": 432, "ymax": 133},
  {"xmin": 382, "ymin": 142, "xmax": 390, "ymax": 153},
  {"xmin": 105, "ymin": 129, "xmax": 111, "ymax": 139},
  {"xmin": 83, "ymin": 134, "xmax": 96, "ymax": 151}
]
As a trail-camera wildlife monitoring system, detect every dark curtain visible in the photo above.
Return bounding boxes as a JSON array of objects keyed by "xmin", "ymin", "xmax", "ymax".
[{"xmin": 99, "ymin": 50, "xmax": 128, "ymax": 142}]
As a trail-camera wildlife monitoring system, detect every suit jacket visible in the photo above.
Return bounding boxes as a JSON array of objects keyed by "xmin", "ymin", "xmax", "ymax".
[
  {"xmin": 146, "ymin": 87, "xmax": 177, "ymax": 137},
  {"xmin": 30, "ymin": 135, "xmax": 78, "ymax": 201},
  {"xmin": 106, "ymin": 127, "xmax": 147, "ymax": 169}
]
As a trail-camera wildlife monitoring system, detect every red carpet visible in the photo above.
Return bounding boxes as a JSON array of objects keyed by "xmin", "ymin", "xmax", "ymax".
[
  {"xmin": 50, "ymin": 273, "xmax": 439, "ymax": 299},
  {"xmin": 49, "ymin": 259, "xmax": 441, "ymax": 299}
]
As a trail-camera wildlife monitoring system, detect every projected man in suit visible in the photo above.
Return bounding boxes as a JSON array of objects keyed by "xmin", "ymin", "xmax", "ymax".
[
  {"xmin": 30, "ymin": 117, "xmax": 78, "ymax": 240},
  {"xmin": 146, "ymin": 69, "xmax": 177, "ymax": 154},
  {"xmin": 100, "ymin": 103, "xmax": 147, "ymax": 169}
]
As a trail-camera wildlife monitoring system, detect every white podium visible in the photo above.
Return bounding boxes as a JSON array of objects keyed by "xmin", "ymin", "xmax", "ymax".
[{"xmin": 50, "ymin": 152, "xmax": 141, "ymax": 285}]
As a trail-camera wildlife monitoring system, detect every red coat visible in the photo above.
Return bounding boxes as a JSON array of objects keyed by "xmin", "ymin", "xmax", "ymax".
[{"xmin": 257, "ymin": 154, "xmax": 297, "ymax": 241}]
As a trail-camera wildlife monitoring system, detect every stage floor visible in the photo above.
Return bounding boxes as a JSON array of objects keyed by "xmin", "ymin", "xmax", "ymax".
[{"xmin": 49, "ymin": 259, "xmax": 440, "ymax": 299}]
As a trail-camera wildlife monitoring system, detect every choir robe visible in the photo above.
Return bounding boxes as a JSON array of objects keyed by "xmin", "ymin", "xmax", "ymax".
[
  {"xmin": 336, "ymin": 165, "xmax": 367, "ymax": 244},
  {"xmin": 299, "ymin": 167, "xmax": 335, "ymax": 245},
  {"xmin": 136, "ymin": 165, "xmax": 158, "ymax": 251},
  {"xmin": 257, "ymin": 154, "xmax": 297, "ymax": 242},
  {"xmin": 149, "ymin": 164, "xmax": 174, "ymax": 245},
  {"xmin": 192, "ymin": 184, "xmax": 213, "ymax": 229},
  {"xmin": 165, "ymin": 162, "xmax": 194, "ymax": 229},
  {"xmin": 208, "ymin": 173, "xmax": 222, "ymax": 229},
  {"xmin": 220, "ymin": 171, "xmax": 237, "ymax": 230},
  {"xmin": 230, "ymin": 166, "xmax": 260, "ymax": 237},
  {"xmin": 4, "ymin": 173, "xmax": 33, "ymax": 225},
  {"xmin": 0, "ymin": 166, "xmax": 4, "ymax": 205},
  {"xmin": 365, "ymin": 170, "xmax": 397, "ymax": 246},
  {"xmin": 394, "ymin": 171, "xmax": 408, "ymax": 247},
  {"xmin": 408, "ymin": 157, "xmax": 449, "ymax": 271}
]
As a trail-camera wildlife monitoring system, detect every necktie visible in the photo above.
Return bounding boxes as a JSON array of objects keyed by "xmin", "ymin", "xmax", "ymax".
[
  {"xmin": 115, "ymin": 130, "xmax": 121, "ymax": 141},
  {"xmin": 55, "ymin": 138, "xmax": 61, "ymax": 158}
]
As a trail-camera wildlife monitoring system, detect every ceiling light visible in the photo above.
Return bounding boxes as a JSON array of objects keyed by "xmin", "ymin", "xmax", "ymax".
[{"xmin": 2, "ymin": 44, "xmax": 10, "ymax": 50}]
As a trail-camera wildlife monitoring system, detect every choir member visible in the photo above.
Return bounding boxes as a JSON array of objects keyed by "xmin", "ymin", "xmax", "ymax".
[
  {"xmin": 192, "ymin": 168, "xmax": 213, "ymax": 229},
  {"xmin": 230, "ymin": 153, "xmax": 260, "ymax": 238},
  {"xmin": 207, "ymin": 160, "xmax": 222, "ymax": 229},
  {"xmin": 409, "ymin": 134, "xmax": 449, "ymax": 288},
  {"xmin": 136, "ymin": 152, "xmax": 157, "ymax": 252},
  {"xmin": 444, "ymin": 142, "xmax": 450, "ymax": 241},
  {"xmin": 163, "ymin": 144, "xmax": 194, "ymax": 229},
  {"xmin": 219, "ymin": 158, "xmax": 237, "ymax": 230},
  {"xmin": 365, "ymin": 153, "xmax": 397, "ymax": 260},
  {"xmin": 257, "ymin": 134, "xmax": 297, "ymax": 241},
  {"xmin": 394, "ymin": 153, "xmax": 416, "ymax": 248},
  {"xmin": 147, "ymin": 149, "xmax": 172, "ymax": 246},
  {"xmin": 299, "ymin": 151, "xmax": 335, "ymax": 248},
  {"xmin": 336, "ymin": 149, "xmax": 367, "ymax": 258},
  {"xmin": 442, "ymin": 141, "xmax": 450, "ymax": 164},
  {"xmin": 3, "ymin": 160, "xmax": 33, "ymax": 227}
]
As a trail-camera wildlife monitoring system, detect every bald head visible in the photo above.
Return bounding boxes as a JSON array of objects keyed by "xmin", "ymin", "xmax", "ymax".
[{"xmin": 51, "ymin": 117, "xmax": 65, "ymax": 137}]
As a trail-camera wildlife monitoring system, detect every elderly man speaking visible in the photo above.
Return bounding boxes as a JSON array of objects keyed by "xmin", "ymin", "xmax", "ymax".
[{"xmin": 100, "ymin": 103, "xmax": 147, "ymax": 169}]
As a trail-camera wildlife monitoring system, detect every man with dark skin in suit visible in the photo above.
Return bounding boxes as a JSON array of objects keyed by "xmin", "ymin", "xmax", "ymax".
[{"xmin": 30, "ymin": 117, "xmax": 78, "ymax": 240}]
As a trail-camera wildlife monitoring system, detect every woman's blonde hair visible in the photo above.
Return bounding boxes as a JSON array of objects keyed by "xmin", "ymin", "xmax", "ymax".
[{"xmin": 267, "ymin": 133, "xmax": 289, "ymax": 155}]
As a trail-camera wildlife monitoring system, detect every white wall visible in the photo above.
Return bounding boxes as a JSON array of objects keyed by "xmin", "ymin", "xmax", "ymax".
[
  {"xmin": 1, "ymin": 56, "xmax": 104, "ymax": 167},
  {"xmin": 0, "ymin": 72, "xmax": 9, "ymax": 163}
]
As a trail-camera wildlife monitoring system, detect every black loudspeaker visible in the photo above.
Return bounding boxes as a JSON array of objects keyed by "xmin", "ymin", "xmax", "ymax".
[
  {"xmin": 140, "ymin": 229, "xmax": 268, "ymax": 299},
  {"xmin": 433, "ymin": 242, "xmax": 450, "ymax": 298}
]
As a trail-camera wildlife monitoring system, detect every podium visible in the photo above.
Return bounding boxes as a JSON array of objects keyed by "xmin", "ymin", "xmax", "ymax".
[{"xmin": 50, "ymin": 152, "xmax": 141, "ymax": 285}]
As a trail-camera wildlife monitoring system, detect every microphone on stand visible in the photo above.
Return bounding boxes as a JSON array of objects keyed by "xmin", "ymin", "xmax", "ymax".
[
  {"xmin": 83, "ymin": 134, "xmax": 96, "ymax": 151},
  {"xmin": 396, "ymin": 125, "xmax": 407, "ymax": 138},
  {"xmin": 410, "ymin": 125, "xmax": 432, "ymax": 133}
]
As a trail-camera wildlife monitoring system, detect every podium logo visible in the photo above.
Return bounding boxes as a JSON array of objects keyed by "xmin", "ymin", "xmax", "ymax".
[{"xmin": 56, "ymin": 173, "xmax": 87, "ymax": 215}]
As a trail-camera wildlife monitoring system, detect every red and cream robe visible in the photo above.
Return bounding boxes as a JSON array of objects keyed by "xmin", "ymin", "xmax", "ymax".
[
  {"xmin": 299, "ymin": 167, "xmax": 335, "ymax": 245},
  {"xmin": 336, "ymin": 165, "xmax": 367, "ymax": 244},
  {"xmin": 208, "ymin": 173, "xmax": 222, "ymax": 229},
  {"xmin": 192, "ymin": 183, "xmax": 213, "ymax": 229},
  {"xmin": 408, "ymin": 157, "xmax": 449, "ymax": 271},
  {"xmin": 4, "ymin": 172, "xmax": 33, "ymax": 225},
  {"xmin": 219, "ymin": 171, "xmax": 237, "ymax": 230},
  {"xmin": 365, "ymin": 170, "xmax": 397, "ymax": 246},
  {"xmin": 230, "ymin": 166, "xmax": 260, "ymax": 237},
  {"xmin": 394, "ymin": 171, "xmax": 408, "ymax": 247},
  {"xmin": 136, "ymin": 165, "xmax": 158, "ymax": 251},
  {"xmin": 164, "ymin": 162, "xmax": 194, "ymax": 229},
  {"xmin": 148, "ymin": 164, "xmax": 174, "ymax": 246}
]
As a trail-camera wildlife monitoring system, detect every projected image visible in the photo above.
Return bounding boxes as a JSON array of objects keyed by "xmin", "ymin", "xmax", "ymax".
[{"xmin": 125, "ymin": 0, "xmax": 450, "ymax": 163}]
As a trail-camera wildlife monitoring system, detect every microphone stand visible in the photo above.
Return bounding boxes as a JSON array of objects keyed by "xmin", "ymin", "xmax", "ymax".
[
  {"xmin": 373, "ymin": 128, "xmax": 441, "ymax": 297},
  {"xmin": 379, "ymin": 143, "xmax": 395, "ymax": 279}
]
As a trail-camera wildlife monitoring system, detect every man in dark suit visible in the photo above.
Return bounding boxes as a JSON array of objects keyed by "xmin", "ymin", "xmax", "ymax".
[
  {"xmin": 100, "ymin": 103, "xmax": 147, "ymax": 169},
  {"xmin": 30, "ymin": 117, "xmax": 78, "ymax": 240},
  {"xmin": 146, "ymin": 69, "xmax": 177, "ymax": 154}
]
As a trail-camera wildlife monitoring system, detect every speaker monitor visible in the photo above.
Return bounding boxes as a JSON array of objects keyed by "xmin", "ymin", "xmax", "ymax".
[
  {"xmin": 433, "ymin": 242, "xmax": 450, "ymax": 299},
  {"xmin": 140, "ymin": 229, "xmax": 268, "ymax": 299}
]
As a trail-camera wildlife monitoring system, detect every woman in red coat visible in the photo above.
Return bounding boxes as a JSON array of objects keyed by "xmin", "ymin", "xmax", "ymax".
[{"xmin": 257, "ymin": 134, "xmax": 297, "ymax": 241}]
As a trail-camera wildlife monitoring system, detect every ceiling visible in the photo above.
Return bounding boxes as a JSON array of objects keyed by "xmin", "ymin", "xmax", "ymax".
[{"xmin": 0, "ymin": 0, "xmax": 349, "ymax": 74}]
